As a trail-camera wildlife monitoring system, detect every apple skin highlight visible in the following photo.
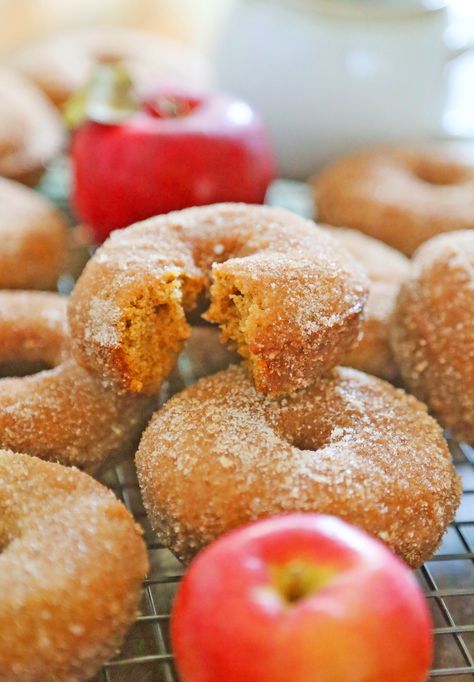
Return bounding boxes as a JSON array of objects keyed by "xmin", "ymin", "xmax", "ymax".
[{"xmin": 171, "ymin": 514, "xmax": 432, "ymax": 682}]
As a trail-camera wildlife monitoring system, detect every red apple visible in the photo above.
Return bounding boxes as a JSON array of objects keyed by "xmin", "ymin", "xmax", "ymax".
[
  {"xmin": 171, "ymin": 514, "xmax": 432, "ymax": 682},
  {"xmin": 71, "ymin": 77, "xmax": 276, "ymax": 243}
]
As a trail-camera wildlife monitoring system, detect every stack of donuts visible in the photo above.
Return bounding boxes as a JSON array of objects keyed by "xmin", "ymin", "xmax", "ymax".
[
  {"xmin": 1, "ymin": 131, "xmax": 473, "ymax": 680},
  {"xmin": 94, "ymin": 201, "xmax": 460, "ymax": 569}
]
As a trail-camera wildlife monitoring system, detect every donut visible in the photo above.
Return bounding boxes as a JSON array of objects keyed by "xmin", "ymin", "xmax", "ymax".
[
  {"xmin": 0, "ymin": 449, "xmax": 148, "ymax": 681},
  {"xmin": 136, "ymin": 364, "xmax": 461, "ymax": 568},
  {"xmin": 313, "ymin": 147, "xmax": 474, "ymax": 255},
  {"xmin": 326, "ymin": 227, "xmax": 410, "ymax": 380},
  {"xmin": 0, "ymin": 291, "xmax": 155, "ymax": 472},
  {"xmin": 11, "ymin": 27, "xmax": 211, "ymax": 109},
  {"xmin": 178, "ymin": 234, "xmax": 407, "ymax": 383},
  {"xmin": 69, "ymin": 203, "xmax": 368, "ymax": 396},
  {"xmin": 391, "ymin": 230, "xmax": 474, "ymax": 444},
  {"xmin": 0, "ymin": 68, "xmax": 63, "ymax": 186},
  {"xmin": 0, "ymin": 178, "xmax": 69, "ymax": 290}
]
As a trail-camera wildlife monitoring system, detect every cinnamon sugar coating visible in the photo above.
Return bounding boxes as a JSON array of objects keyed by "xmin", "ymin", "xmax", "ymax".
[
  {"xmin": 0, "ymin": 292, "xmax": 155, "ymax": 472},
  {"xmin": 391, "ymin": 231, "xmax": 474, "ymax": 444},
  {"xmin": 0, "ymin": 450, "xmax": 148, "ymax": 682},
  {"xmin": 0, "ymin": 68, "xmax": 63, "ymax": 186},
  {"xmin": 136, "ymin": 364, "xmax": 460, "ymax": 568},
  {"xmin": 326, "ymin": 227, "xmax": 410, "ymax": 380},
  {"xmin": 313, "ymin": 147, "xmax": 474, "ymax": 255},
  {"xmin": 69, "ymin": 204, "xmax": 368, "ymax": 396},
  {"xmin": 0, "ymin": 178, "xmax": 69, "ymax": 290}
]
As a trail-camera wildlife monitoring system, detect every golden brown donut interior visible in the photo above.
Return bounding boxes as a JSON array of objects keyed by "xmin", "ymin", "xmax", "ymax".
[
  {"xmin": 0, "ymin": 291, "xmax": 156, "ymax": 472},
  {"xmin": 117, "ymin": 275, "xmax": 202, "ymax": 393}
]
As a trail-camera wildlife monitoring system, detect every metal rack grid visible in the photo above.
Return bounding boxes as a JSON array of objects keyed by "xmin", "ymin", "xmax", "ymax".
[{"xmin": 89, "ymin": 438, "xmax": 474, "ymax": 682}]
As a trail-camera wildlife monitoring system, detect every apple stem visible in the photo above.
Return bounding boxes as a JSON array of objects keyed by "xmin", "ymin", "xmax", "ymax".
[
  {"xmin": 64, "ymin": 62, "xmax": 139, "ymax": 128},
  {"xmin": 271, "ymin": 560, "xmax": 336, "ymax": 605}
]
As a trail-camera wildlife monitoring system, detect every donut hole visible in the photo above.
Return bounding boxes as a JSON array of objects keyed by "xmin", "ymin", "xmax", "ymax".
[
  {"xmin": 0, "ymin": 137, "xmax": 18, "ymax": 160},
  {"xmin": 0, "ymin": 360, "xmax": 52, "ymax": 378},
  {"xmin": 282, "ymin": 417, "xmax": 334, "ymax": 454},
  {"xmin": 411, "ymin": 159, "xmax": 465, "ymax": 186}
]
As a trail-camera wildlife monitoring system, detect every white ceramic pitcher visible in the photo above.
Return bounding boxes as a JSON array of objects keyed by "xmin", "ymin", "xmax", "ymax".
[{"xmin": 216, "ymin": 0, "xmax": 473, "ymax": 178}]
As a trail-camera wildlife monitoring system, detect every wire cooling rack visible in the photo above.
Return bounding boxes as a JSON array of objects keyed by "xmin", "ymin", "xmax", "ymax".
[{"xmin": 89, "ymin": 437, "xmax": 474, "ymax": 682}]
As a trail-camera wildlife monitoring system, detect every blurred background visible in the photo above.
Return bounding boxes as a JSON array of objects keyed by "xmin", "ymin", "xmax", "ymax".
[
  {"xmin": 1, "ymin": 0, "xmax": 473, "ymax": 179},
  {"xmin": 0, "ymin": 0, "xmax": 229, "ymax": 56}
]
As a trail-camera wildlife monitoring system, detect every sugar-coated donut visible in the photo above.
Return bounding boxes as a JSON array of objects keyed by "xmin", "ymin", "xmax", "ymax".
[
  {"xmin": 0, "ymin": 291, "xmax": 155, "ymax": 472},
  {"xmin": 0, "ymin": 68, "xmax": 63, "ymax": 186},
  {"xmin": 326, "ymin": 227, "xmax": 410, "ymax": 380},
  {"xmin": 69, "ymin": 203, "xmax": 368, "ymax": 396},
  {"xmin": 391, "ymin": 231, "xmax": 474, "ymax": 444},
  {"xmin": 11, "ymin": 27, "xmax": 211, "ymax": 109},
  {"xmin": 0, "ymin": 449, "xmax": 148, "ymax": 682},
  {"xmin": 0, "ymin": 178, "xmax": 69, "ymax": 290},
  {"xmin": 178, "ymin": 232, "xmax": 408, "ymax": 382},
  {"xmin": 175, "ymin": 234, "xmax": 409, "ymax": 384},
  {"xmin": 136, "ymin": 364, "xmax": 461, "ymax": 568},
  {"xmin": 313, "ymin": 147, "xmax": 474, "ymax": 255}
]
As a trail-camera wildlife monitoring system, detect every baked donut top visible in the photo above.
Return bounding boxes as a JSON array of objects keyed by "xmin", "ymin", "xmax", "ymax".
[
  {"xmin": 0, "ymin": 291, "xmax": 68, "ymax": 372},
  {"xmin": 0, "ymin": 68, "xmax": 63, "ymax": 184},
  {"xmin": 392, "ymin": 230, "xmax": 474, "ymax": 443},
  {"xmin": 411, "ymin": 228, "xmax": 474, "ymax": 275},
  {"xmin": 0, "ymin": 449, "xmax": 128, "ymax": 543},
  {"xmin": 406, "ymin": 230, "xmax": 474, "ymax": 314},
  {"xmin": 326, "ymin": 226, "xmax": 410, "ymax": 286},
  {"xmin": 139, "ymin": 364, "xmax": 451, "ymax": 487},
  {"xmin": 11, "ymin": 27, "xmax": 212, "ymax": 108},
  {"xmin": 0, "ymin": 177, "xmax": 67, "ymax": 251},
  {"xmin": 0, "ymin": 290, "xmax": 157, "ymax": 471},
  {"xmin": 69, "ymin": 203, "xmax": 369, "ymax": 395},
  {"xmin": 136, "ymin": 364, "xmax": 460, "ymax": 567},
  {"xmin": 317, "ymin": 147, "xmax": 474, "ymax": 205},
  {"xmin": 314, "ymin": 146, "xmax": 474, "ymax": 255},
  {"xmin": 326, "ymin": 225, "xmax": 410, "ymax": 326},
  {"xmin": 0, "ymin": 449, "xmax": 148, "ymax": 680}
]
